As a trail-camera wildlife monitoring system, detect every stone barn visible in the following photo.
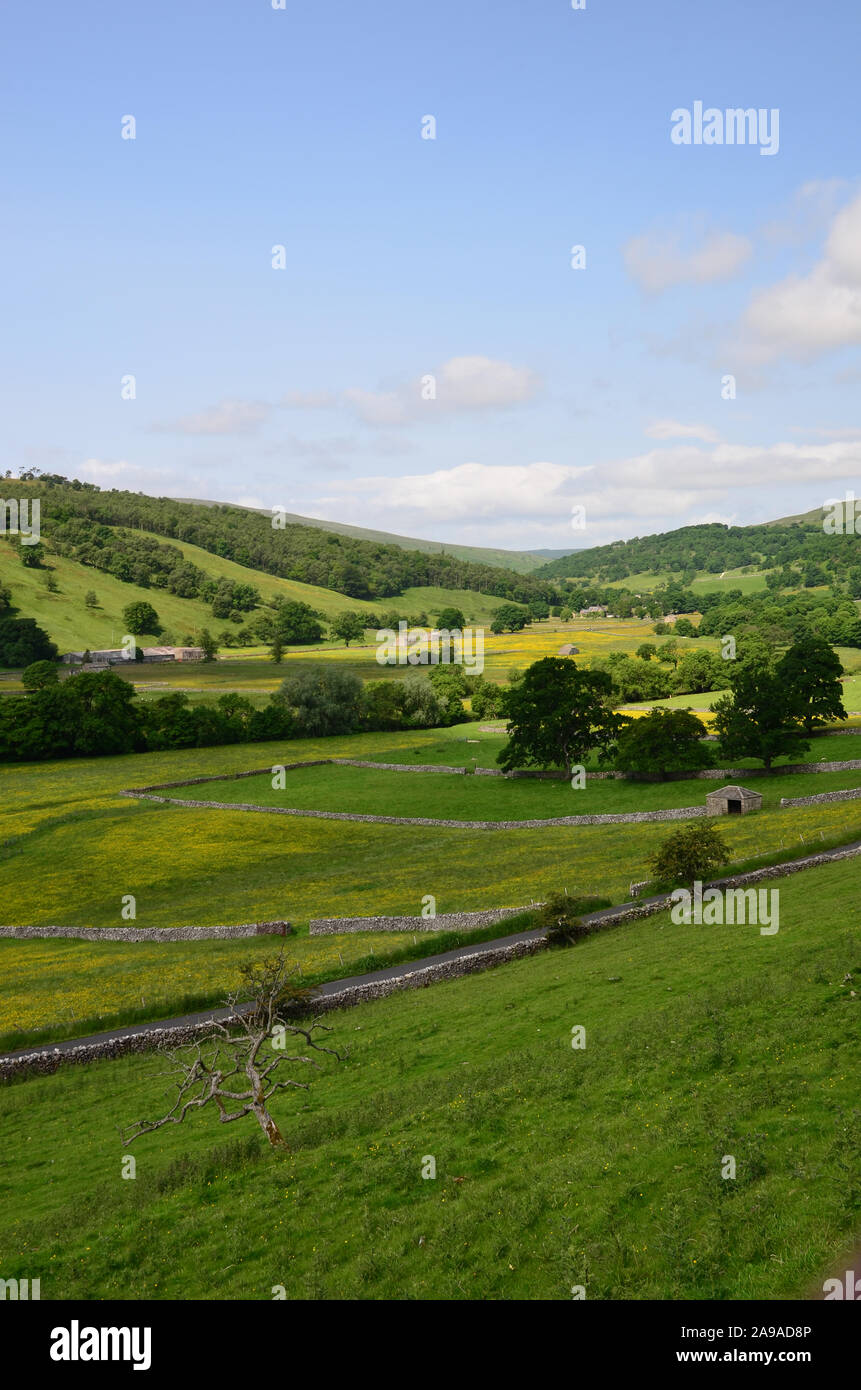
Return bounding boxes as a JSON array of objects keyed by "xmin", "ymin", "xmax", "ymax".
[
  {"xmin": 705, "ymin": 784, "xmax": 762, "ymax": 816},
  {"xmin": 558, "ymin": 644, "xmax": 580, "ymax": 656}
]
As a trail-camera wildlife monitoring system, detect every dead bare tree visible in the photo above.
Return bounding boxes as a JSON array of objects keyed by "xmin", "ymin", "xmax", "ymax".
[{"xmin": 120, "ymin": 953, "xmax": 344, "ymax": 1151}]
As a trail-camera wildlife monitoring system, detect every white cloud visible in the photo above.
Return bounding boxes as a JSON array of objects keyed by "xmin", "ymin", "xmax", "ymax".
[
  {"xmin": 434, "ymin": 355, "xmax": 540, "ymax": 409},
  {"xmin": 342, "ymin": 355, "xmax": 541, "ymax": 425},
  {"xmin": 312, "ymin": 438, "xmax": 861, "ymax": 544},
  {"xmin": 151, "ymin": 400, "xmax": 271, "ymax": 435},
  {"xmin": 761, "ymin": 179, "xmax": 851, "ymax": 247},
  {"xmin": 624, "ymin": 229, "xmax": 752, "ymax": 293},
  {"xmin": 281, "ymin": 390, "xmax": 337, "ymax": 409},
  {"xmin": 608, "ymin": 439, "xmax": 861, "ymax": 490},
  {"xmin": 645, "ymin": 419, "xmax": 720, "ymax": 442},
  {"xmin": 342, "ymin": 388, "xmax": 408, "ymax": 426},
  {"xmin": 789, "ymin": 425, "xmax": 861, "ymax": 440},
  {"xmin": 78, "ymin": 458, "xmax": 143, "ymax": 479},
  {"xmin": 740, "ymin": 190, "xmax": 861, "ymax": 361}
]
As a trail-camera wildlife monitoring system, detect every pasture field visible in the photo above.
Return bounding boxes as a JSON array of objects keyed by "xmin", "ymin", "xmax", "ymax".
[
  {"xmin": 1, "ymin": 855, "xmax": 858, "ymax": 1300},
  {"xmin": 168, "ymin": 760, "xmax": 861, "ymax": 820},
  {"xmin": 602, "ymin": 568, "xmax": 771, "ymax": 595},
  {"xmin": 2, "ymin": 721, "xmax": 861, "ymax": 1042}
]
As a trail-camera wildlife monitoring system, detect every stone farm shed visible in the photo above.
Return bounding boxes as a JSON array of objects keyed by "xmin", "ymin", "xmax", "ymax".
[
  {"xmin": 705, "ymin": 784, "xmax": 763, "ymax": 816},
  {"xmin": 558, "ymin": 644, "xmax": 580, "ymax": 656}
]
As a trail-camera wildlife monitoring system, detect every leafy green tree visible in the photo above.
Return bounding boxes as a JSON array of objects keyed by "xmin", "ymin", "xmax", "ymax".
[
  {"xmin": 20, "ymin": 542, "xmax": 44, "ymax": 568},
  {"xmin": 777, "ymin": 635, "xmax": 846, "ymax": 734},
  {"xmin": 362, "ymin": 680, "xmax": 407, "ymax": 731},
  {"xmin": 122, "ymin": 600, "xmax": 161, "ymax": 636},
  {"xmin": 436, "ymin": 606, "xmax": 466, "ymax": 630},
  {"xmin": 270, "ymin": 634, "xmax": 283, "ymax": 664},
  {"xmin": 43, "ymin": 571, "xmax": 59, "ymax": 593},
  {"xmin": 66, "ymin": 671, "xmax": 142, "ymax": 756},
  {"xmin": 490, "ymin": 603, "xmax": 528, "ymax": 634},
  {"xmin": 672, "ymin": 649, "xmax": 727, "ymax": 695},
  {"xmin": 612, "ymin": 708, "xmax": 710, "ymax": 780},
  {"xmin": 711, "ymin": 660, "xmax": 810, "ymax": 770},
  {"xmin": 636, "ymin": 643, "xmax": 656, "ymax": 661},
  {"xmin": 199, "ymin": 629, "xmax": 218, "ymax": 661},
  {"xmin": 469, "ymin": 675, "xmax": 506, "ymax": 719},
  {"xmin": 84, "ymin": 590, "xmax": 99, "ymax": 609},
  {"xmin": 272, "ymin": 600, "xmax": 325, "ymax": 645},
  {"xmin": 656, "ymin": 640, "xmax": 679, "ymax": 668},
  {"xmin": 498, "ymin": 657, "xmax": 622, "ymax": 779},
  {"xmin": 0, "ymin": 617, "xmax": 58, "ymax": 668},
  {"xmin": 399, "ymin": 674, "xmax": 449, "ymax": 728},
  {"xmin": 273, "ymin": 666, "xmax": 364, "ymax": 737},
  {"xmin": 330, "ymin": 611, "xmax": 367, "ymax": 646},
  {"xmin": 22, "ymin": 659, "xmax": 60, "ymax": 691},
  {"xmin": 648, "ymin": 822, "xmax": 731, "ymax": 890}
]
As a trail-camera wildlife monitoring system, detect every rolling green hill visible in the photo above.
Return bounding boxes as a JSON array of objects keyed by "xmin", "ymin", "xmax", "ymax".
[
  {"xmin": 0, "ymin": 535, "xmax": 378, "ymax": 655},
  {"xmin": 0, "ymin": 533, "xmax": 514, "ymax": 658},
  {"xmin": 537, "ymin": 517, "xmax": 859, "ymax": 587},
  {"xmin": 176, "ymin": 498, "xmax": 572, "ymax": 573}
]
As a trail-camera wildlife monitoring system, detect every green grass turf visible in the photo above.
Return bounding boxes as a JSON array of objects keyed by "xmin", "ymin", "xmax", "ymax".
[
  {"xmin": 1, "ymin": 855, "xmax": 858, "ymax": 1300},
  {"xmin": 167, "ymin": 761, "xmax": 861, "ymax": 820}
]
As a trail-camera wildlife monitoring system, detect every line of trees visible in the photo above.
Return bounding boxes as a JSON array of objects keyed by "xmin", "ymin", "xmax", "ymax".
[
  {"xmin": 0, "ymin": 663, "xmax": 481, "ymax": 762},
  {"xmin": 495, "ymin": 635, "xmax": 847, "ymax": 778}
]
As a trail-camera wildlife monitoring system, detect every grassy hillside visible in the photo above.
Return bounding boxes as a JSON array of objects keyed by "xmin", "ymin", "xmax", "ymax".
[
  {"xmin": 175, "ymin": 498, "xmax": 570, "ymax": 573},
  {"xmin": 1, "ymin": 853, "xmax": 858, "ymax": 1300},
  {"xmin": 604, "ymin": 568, "xmax": 771, "ymax": 596},
  {"xmin": 0, "ymin": 533, "xmax": 515, "ymax": 660},
  {"xmin": 0, "ymin": 535, "xmax": 377, "ymax": 656}
]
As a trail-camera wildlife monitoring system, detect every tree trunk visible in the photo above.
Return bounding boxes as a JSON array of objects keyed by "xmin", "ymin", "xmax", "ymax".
[{"xmin": 254, "ymin": 1104, "xmax": 289, "ymax": 1150}]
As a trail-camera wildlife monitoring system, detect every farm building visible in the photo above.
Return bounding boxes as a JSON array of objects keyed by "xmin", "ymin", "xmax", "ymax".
[
  {"xmin": 62, "ymin": 646, "xmax": 205, "ymax": 665},
  {"xmin": 705, "ymin": 784, "xmax": 763, "ymax": 816},
  {"xmin": 558, "ymin": 644, "xmax": 580, "ymax": 656}
]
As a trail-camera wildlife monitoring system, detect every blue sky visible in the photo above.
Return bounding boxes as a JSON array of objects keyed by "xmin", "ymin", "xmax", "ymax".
[{"xmin": 3, "ymin": 0, "xmax": 861, "ymax": 551}]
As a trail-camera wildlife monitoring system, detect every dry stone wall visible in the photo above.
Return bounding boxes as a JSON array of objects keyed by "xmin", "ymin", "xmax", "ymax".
[
  {"xmin": 310, "ymin": 906, "xmax": 529, "ymax": 935},
  {"xmin": 4, "ymin": 839, "xmax": 859, "ymax": 1080},
  {"xmin": 0, "ymin": 921, "xmax": 292, "ymax": 941}
]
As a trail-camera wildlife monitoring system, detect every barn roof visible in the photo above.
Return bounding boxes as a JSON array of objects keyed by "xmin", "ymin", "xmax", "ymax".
[{"xmin": 707, "ymin": 784, "xmax": 761, "ymax": 800}]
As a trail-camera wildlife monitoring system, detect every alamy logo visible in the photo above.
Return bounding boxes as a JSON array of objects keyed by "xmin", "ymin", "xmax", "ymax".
[
  {"xmin": 50, "ymin": 1321, "xmax": 152, "ymax": 1371},
  {"xmin": 822, "ymin": 491, "xmax": 861, "ymax": 535},
  {"xmin": 0, "ymin": 1277, "xmax": 40, "ymax": 1299},
  {"xmin": 670, "ymin": 882, "xmax": 779, "ymax": 935},
  {"xmin": 376, "ymin": 621, "xmax": 484, "ymax": 674},
  {"xmin": 823, "ymin": 1270, "xmax": 861, "ymax": 1300},
  {"xmin": 0, "ymin": 498, "xmax": 40, "ymax": 545},
  {"xmin": 671, "ymin": 102, "xmax": 779, "ymax": 156}
]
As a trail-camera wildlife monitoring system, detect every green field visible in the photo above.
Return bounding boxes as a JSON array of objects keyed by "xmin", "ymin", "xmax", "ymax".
[
  {"xmin": 166, "ymin": 758, "xmax": 861, "ymax": 820},
  {"xmin": 1, "ymin": 855, "xmax": 858, "ymax": 1300},
  {"xmin": 3, "ymin": 721, "xmax": 861, "ymax": 1045},
  {"xmin": 601, "ymin": 568, "xmax": 772, "ymax": 596}
]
